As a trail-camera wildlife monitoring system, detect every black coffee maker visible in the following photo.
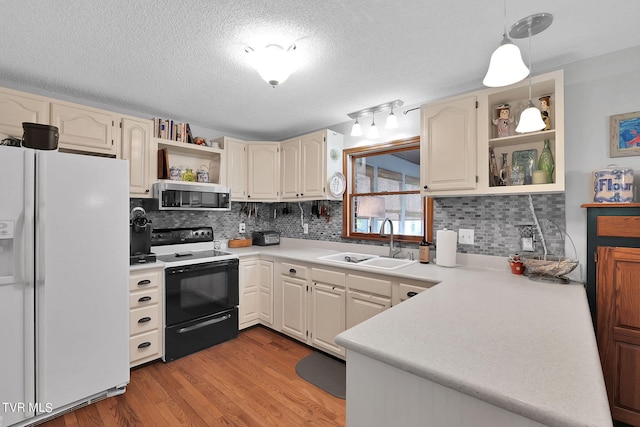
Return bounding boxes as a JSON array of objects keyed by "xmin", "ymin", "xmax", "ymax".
[{"xmin": 130, "ymin": 207, "xmax": 156, "ymax": 265}]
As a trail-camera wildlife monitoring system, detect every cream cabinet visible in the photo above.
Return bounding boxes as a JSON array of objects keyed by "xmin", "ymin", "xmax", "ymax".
[
  {"xmin": 155, "ymin": 138, "xmax": 224, "ymax": 185},
  {"xmin": 391, "ymin": 280, "xmax": 435, "ymax": 306},
  {"xmin": 121, "ymin": 117, "xmax": 154, "ymax": 197},
  {"xmin": 420, "ymin": 69, "xmax": 564, "ymax": 197},
  {"xmin": 0, "ymin": 87, "xmax": 49, "ymax": 138},
  {"xmin": 239, "ymin": 259, "xmax": 260, "ymax": 328},
  {"xmin": 280, "ymin": 262, "xmax": 308, "ymax": 341},
  {"xmin": 247, "ymin": 142, "xmax": 280, "ymax": 201},
  {"xmin": 223, "ymin": 137, "xmax": 248, "ymax": 200},
  {"xmin": 239, "ymin": 258, "xmax": 273, "ymax": 329},
  {"xmin": 129, "ymin": 266, "xmax": 163, "ymax": 367},
  {"xmin": 420, "ymin": 95, "xmax": 478, "ymax": 193},
  {"xmin": 258, "ymin": 260, "xmax": 274, "ymax": 325},
  {"xmin": 51, "ymin": 101, "xmax": 119, "ymax": 156},
  {"xmin": 310, "ymin": 268, "xmax": 346, "ymax": 357},
  {"xmin": 280, "ymin": 129, "xmax": 344, "ymax": 201},
  {"xmin": 346, "ymin": 274, "xmax": 392, "ymax": 329}
]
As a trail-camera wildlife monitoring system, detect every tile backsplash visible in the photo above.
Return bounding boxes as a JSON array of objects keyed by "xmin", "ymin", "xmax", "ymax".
[{"xmin": 131, "ymin": 193, "xmax": 566, "ymax": 257}]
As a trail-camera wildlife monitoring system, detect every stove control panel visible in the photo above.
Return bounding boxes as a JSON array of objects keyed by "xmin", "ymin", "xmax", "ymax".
[{"xmin": 151, "ymin": 227, "xmax": 213, "ymax": 246}]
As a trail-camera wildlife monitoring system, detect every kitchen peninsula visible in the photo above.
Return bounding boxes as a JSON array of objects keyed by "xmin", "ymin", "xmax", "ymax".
[{"xmin": 228, "ymin": 239, "xmax": 612, "ymax": 427}]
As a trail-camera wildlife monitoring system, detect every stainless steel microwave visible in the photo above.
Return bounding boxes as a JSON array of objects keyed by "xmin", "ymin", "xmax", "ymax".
[{"xmin": 152, "ymin": 182, "xmax": 231, "ymax": 211}]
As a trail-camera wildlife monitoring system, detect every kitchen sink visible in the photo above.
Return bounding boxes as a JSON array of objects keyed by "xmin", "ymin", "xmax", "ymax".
[
  {"xmin": 359, "ymin": 257, "xmax": 416, "ymax": 270},
  {"xmin": 317, "ymin": 252, "xmax": 377, "ymax": 264},
  {"xmin": 317, "ymin": 252, "xmax": 416, "ymax": 270}
]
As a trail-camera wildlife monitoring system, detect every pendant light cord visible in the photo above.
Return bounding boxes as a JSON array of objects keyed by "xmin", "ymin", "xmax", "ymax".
[{"xmin": 527, "ymin": 21, "xmax": 533, "ymax": 102}]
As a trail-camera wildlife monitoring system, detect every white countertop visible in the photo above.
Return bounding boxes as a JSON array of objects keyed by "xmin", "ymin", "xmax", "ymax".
[{"xmin": 228, "ymin": 239, "xmax": 612, "ymax": 427}]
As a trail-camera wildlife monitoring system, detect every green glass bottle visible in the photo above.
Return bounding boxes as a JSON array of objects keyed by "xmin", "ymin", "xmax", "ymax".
[{"xmin": 538, "ymin": 139, "xmax": 555, "ymax": 184}]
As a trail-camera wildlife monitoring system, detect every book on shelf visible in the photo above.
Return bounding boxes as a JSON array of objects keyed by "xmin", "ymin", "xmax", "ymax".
[{"xmin": 153, "ymin": 118, "xmax": 191, "ymax": 143}]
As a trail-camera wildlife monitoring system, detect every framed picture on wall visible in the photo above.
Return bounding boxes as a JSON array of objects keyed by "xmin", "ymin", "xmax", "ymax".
[{"xmin": 610, "ymin": 111, "xmax": 640, "ymax": 157}]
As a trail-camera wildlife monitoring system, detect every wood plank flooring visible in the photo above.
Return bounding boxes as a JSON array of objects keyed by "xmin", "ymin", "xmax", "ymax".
[{"xmin": 40, "ymin": 326, "xmax": 346, "ymax": 427}]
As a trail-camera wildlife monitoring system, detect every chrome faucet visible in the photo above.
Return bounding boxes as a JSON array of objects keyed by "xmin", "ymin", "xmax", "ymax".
[{"xmin": 379, "ymin": 218, "xmax": 401, "ymax": 258}]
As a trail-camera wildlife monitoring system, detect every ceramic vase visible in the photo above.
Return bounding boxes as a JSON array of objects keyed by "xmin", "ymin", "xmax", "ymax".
[{"xmin": 538, "ymin": 140, "xmax": 555, "ymax": 183}]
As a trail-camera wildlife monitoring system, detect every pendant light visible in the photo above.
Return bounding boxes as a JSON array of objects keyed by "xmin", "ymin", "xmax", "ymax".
[
  {"xmin": 385, "ymin": 107, "xmax": 398, "ymax": 129},
  {"xmin": 367, "ymin": 113, "xmax": 379, "ymax": 139},
  {"xmin": 483, "ymin": 0, "xmax": 529, "ymax": 87},
  {"xmin": 511, "ymin": 13, "xmax": 553, "ymax": 133},
  {"xmin": 350, "ymin": 117, "xmax": 363, "ymax": 136}
]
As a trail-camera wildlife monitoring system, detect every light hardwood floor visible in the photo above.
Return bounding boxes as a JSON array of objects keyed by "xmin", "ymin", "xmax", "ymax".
[{"xmin": 40, "ymin": 326, "xmax": 346, "ymax": 426}]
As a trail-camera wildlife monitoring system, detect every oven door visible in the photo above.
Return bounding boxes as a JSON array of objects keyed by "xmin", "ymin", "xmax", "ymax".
[{"xmin": 165, "ymin": 259, "xmax": 239, "ymax": 327}]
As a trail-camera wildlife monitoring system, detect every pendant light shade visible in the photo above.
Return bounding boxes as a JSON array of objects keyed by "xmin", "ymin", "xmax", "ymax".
[
  {"xmin": 350, "ymin": 118, "xmax": 363, "ymax": 136},
  {"xmin": 516, "ymin": 101, "xmax": 546, "ymax": 133},
  {"xmin": 483, "ymin": 34, "xmax": 529, "ymax": 87},
  {"xmin": 367, "ymin": 115, "xmax": 379, "ymax": 139},
  {"xmin": 385, "ymin": 108, "xmax": 398, "ymax": 129}
]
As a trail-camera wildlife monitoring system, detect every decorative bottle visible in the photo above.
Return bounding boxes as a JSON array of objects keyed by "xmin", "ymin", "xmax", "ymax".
[
  {"xmin": 419, "ymin": 237, "xmax": 431, "ymax": 264},
  {"xmin": 499, "ymin": 153, "xmax": 510, "ymax": 186},
  {"xmin": 538, "ymin": 140, "xmax": 555, "ymax": 183}
]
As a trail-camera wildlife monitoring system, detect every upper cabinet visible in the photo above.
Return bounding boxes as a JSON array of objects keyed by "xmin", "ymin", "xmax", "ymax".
[
  {"xmin": 247, "ymin": 143, "xmax": 280, "ymax": 201},
  {"xmin": 51, "ymin": 102, "xmax": 119, "ymax": 156},
  {"xmin": 155, "ymin": 138, "xmax": 224, "ymax": 186},
  {"xmin": 420, "ymin": 95, "xmax": 478, "ymax": 192},
  {"xmin": 421, "ymin": 69, "xmax": 564, "ymax": 197},
  {"xmin": 121, "ymin": 116, "xmax": 154, "ymax": 197},
  {"xmin": 0, "ymin": 87, "xmax": 49, "ymax": 138},
  {"xmin": 280, "ymin": 129, "xmax": 344, "ymax": 201},
  {"xmin": 222, "ymin": 137, "xmax": 248, "ymax": 200}
]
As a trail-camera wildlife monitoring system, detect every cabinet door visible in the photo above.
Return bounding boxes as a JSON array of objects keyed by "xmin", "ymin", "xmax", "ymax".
[
  {"xmin": 226, "ymin": 139, "xmax": 247, "ymax": 200},
  {"xmin": 239, "ymin": 259, "xmax": 260, "ymax": 327},
  {"xmin": 597, "ymin": 246, "xmax": 640, "ymax": 425},
  {"xmin": 346, "ymin": 290, "xmax": 391, "ymax": 329},
  {"xmin": 310, "ymin": 282, "xmax": 346, "ymax": 356},
  {"xmin": 0, "ymin": 88, "xmax": 49, "ymax": 138},
  {"xmin": 259, "ymin": 260, "xmax": 274, "ymax": 324},
  {"xmin": 421, "ymin": 96, "xmax": 477, "ymax": 192},
  {"xmin": 52, "ymin": 102, "xmax": 117, "ymax": 156},
  {"xmin": 300, "ymin": 131, "xmax": 326, "ymax": 198},
  {"xmin": 281, "ymin": 276, "xmax": 307, "ymax": 341},
  {"xmin": 247, "ymin": 143, "xmax": 279, "ymax": 201},
  {"xmin": 121, "ymin": 117, "xmax": 152, "ymax": 197},
  {"xmin": 280, "ymin": 138, "xmax": 300, "ymax": 199}
]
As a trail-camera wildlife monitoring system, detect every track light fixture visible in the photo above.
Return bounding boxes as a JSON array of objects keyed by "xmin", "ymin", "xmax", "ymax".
[{"xmin": 348, "ymin": 99, "xmax": 404, "ymax": 138}]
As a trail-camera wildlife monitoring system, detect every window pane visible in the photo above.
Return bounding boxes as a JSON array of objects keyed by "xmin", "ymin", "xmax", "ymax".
[
  {"xmin": 353, "ymin": 194, "xmax": 423, "ymax": 236},
  {"xmin": 353, "ymin": 149, "xmax": 420, "ymax": 193}
]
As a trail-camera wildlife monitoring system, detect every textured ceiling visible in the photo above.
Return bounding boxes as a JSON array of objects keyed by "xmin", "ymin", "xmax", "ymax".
[{"xmin": 1, "ymin": 0, "xmax": 639, "ymax": 141}]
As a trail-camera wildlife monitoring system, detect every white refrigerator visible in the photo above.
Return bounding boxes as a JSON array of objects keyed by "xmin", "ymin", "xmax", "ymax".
[{"xmin": 0, "ymin": 146, "xmax": 130, "ymax": 427}]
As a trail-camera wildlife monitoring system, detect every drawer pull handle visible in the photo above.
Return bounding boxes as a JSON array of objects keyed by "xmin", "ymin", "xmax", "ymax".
[
  {"xmin": 407, "ymin": 291, "xmax": 418, "ymax": 298},
  {"xmin": 177, "ymin": 314, "xmax": 232, "ymax": 334},
  {"xmin": 137, "ymin": 279, "xmax": 151, "ymax": 286},
  {"xmin": 138, "ymin": 296, "xmax": 152, "ymax": 302},
  {"xmin": 138, "ymin": 317, "xmax": 152, "ymax": 323},
  {"xmin": 137, "ymin": 342, "xmax": 151, "ymax": 349},
  {"xmin": 289, "ymin": 268, "xmax": 296, "ymax": 274}
]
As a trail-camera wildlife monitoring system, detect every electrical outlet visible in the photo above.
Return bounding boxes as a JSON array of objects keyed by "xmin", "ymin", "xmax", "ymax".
[
  {"xmin": 239, "ymin": 223, "xmax": 245, "ymax": 233},
  {"xmin": 303, "ymin": 223, "xmax": 309, "ymax": 234},
  {"xmin": 458, "ymin": 228, "xmax": 474, "ymax": 245}
]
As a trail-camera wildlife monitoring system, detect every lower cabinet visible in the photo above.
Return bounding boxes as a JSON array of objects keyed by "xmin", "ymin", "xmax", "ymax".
[
  {"xmin": 310, "ymin": 268, "xmax": 346, "ymax": 357},
  {"xmin": 129, "ymin": 266, "xmax": 163, "ymax": 368},
  {"xmin": 280, "ymin": 262, "xmax": 308, "ymax": 341},
  {"xmin": 239, "ymin": 258, "xmax": 273, "ymax": 329},
  {"xmin": 346, "ymin": 274, "xmax": 392, "ymax": 329}
]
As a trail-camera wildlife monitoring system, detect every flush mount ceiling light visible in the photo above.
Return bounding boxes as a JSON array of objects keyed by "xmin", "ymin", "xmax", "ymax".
[
  {"xmin": 348, "ymin": 99, "xmax": 404, "ymax": 138},
  {"xmin": 245, "ymin": 44, "xmax": 297, "ymax": 87},
  {"xmin": 483, "ymin": 0, "xmax": 529, "ymax": 87},
  {"xmin": 511, "ymin": 13, "xmax": 553, "ymax": 133}
]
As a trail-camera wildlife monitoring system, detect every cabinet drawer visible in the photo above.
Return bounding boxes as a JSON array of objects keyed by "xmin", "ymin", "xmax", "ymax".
[
  {"xmin": 130, "ymin": 304, "xmax": 159, "ymax": 335},
  {"xmin": 129, "ymin": 288, "xmax": 160, "ymax": 309},
  {"xmin": 348, "ymin": 274, "xmax": 392, "ymax": 297},
  {"xmin": 129, "ymin": 269, "xmax": 161, "ymax": 291},
  {"xmin": 282, "ymin": 262, "xmax": 307, "ymax": 279},
  {"xmin": 311, "ymin": 267, "xmax": 346, "ymax": 287},
  {"xmin": 393, "ymin": 283, "xmax": 428, "ymax": 306},
  {"xmin": 129, "ymin": 330, "xmax": 160, "ymax": 364},
  {"xmin": 597, "ymin": 216, "xmax": 640, "ymax": 238}
]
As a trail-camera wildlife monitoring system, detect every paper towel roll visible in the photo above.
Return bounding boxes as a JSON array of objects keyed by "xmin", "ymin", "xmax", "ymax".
[{"xmin": 436, "ymin": 229, "xmax": 457, "ymax": 267}]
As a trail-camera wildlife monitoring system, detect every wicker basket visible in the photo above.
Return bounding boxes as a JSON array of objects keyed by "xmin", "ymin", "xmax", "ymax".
[
  {"xmin": 521, "ymin": 256, "xmax": 578, "ymax": 278},
  {"xmin": 228, "ymin": 238, "xmax": 252, "ymax": 248}
]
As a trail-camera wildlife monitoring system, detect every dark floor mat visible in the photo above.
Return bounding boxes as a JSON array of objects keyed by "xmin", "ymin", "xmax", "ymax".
[{"xmin": 295, "ymin": 351, "xmax": 346, "ymax": 399}]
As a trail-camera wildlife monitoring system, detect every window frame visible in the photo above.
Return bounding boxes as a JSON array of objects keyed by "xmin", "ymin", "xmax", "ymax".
[{"xmin": 341, "ymin": 136, "xmax": 433, "ymax": 243}]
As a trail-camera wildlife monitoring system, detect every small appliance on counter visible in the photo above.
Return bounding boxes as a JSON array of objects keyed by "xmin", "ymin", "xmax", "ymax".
[
  {"xmin": 130, "ymin": 207, "xmax": 156, "ymax": 265},
  {"xmin": 252, "ymin": 230, "xmax": 280, "ymax": 246}
]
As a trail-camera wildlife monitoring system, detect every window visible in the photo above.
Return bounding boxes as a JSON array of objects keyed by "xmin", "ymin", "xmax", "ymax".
[{"xmin": 342, "ymin": 136, "xmax": 432, "ymax": 243}]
